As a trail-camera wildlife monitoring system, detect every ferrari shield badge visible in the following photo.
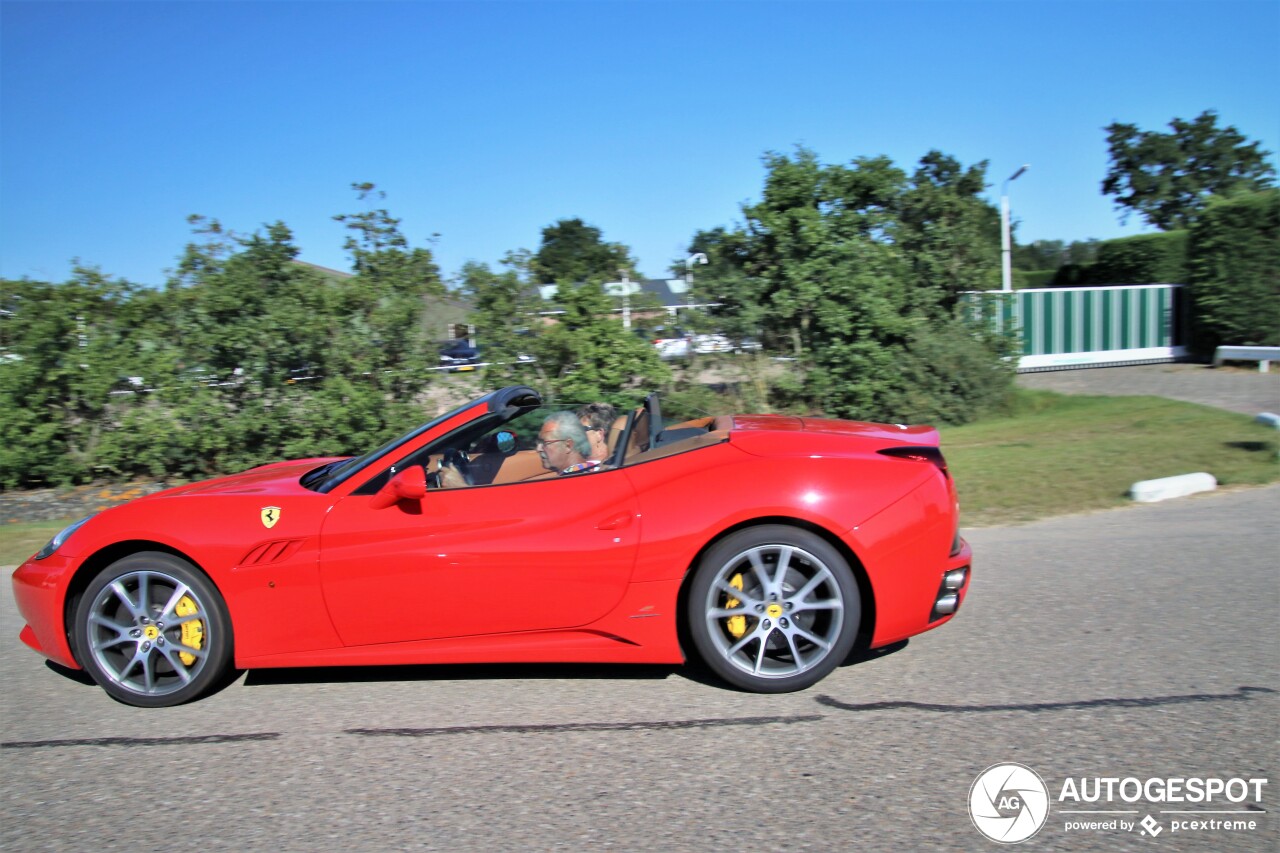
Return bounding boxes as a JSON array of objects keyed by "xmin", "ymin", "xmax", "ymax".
[{"xmin": 260, "ymin": 506, "xmax": 282, "ymax": 529}]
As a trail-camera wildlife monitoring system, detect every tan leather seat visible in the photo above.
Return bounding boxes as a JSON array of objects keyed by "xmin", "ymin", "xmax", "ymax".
[{"xmin": 606, "ymin": 414, "xmax": 630, "ymax": 455}]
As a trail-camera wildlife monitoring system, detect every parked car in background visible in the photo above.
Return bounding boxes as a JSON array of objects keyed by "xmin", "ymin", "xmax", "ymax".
[
  {"xmin": 654, "ymin": 336, "xmax": 690, "ymax": 359},
  {"xmin": 438, "ymin": 340, "xmax": 482, "ymax": 371},
  {"xmin": 693, "ymin": 334, "xmax": 734, "ymax": 354},
  {"xmin": 644, "ymin": 326, "xmax": 691, "ymax": 360},
  {"xmin": 654, "ymin": 330, "xmax": 761, "ymax": 358},
  {"xmin": 438, "ymin": 340, "xmax": 536, "ymax": 372}
]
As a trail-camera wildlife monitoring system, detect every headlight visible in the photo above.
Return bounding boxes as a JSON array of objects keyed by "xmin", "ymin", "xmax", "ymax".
[{"xmin": 34, "ymin": 515, "xmax": 94, "ymax": 560}]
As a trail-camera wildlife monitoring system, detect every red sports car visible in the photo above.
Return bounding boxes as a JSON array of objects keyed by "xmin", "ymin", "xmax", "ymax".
[{"xmin": 12, "ymin": 386, "xmax": 971, "ymax": 707}]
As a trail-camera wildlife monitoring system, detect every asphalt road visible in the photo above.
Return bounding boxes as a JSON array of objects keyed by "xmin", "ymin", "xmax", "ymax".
[{"xmin": 2, "ymin": 485, "xmax": 1276, "ymax": 852}]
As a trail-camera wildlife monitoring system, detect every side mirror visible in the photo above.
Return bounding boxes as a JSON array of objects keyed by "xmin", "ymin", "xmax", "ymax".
[
  {"xmin": 369, "ymin": 467, "xmax": 427, "ymax": 510},
  {"xmin": 495, "ymin": 430, "xmax": 516, "ymax": 454}
]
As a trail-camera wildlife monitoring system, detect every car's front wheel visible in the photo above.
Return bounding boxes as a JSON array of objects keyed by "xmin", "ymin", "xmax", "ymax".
[
  {"xmin": 687, "ymin": 526, "xmax": 860, "ymax": 693},
  {"xmin": 73, "ymin": 552, "xmax": 233, "ymax": 707}
]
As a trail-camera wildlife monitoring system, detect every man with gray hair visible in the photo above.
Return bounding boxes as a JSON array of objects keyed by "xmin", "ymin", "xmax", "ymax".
[{"xmin": 537, "ymin": 411, "xmax": 604, "ymax": 476}]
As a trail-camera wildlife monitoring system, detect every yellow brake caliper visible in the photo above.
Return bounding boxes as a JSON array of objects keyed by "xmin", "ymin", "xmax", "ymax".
[
  {"xmin": 725, "ymin": 573, "xmax": 747, "ymax": 639},
  {"xmin": 175, "ymin": 595, "xmax": 204, "ymax": 666}
]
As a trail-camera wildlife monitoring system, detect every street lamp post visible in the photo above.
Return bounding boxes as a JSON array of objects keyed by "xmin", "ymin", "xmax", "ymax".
[
  {"xmin": 1001, "ymin": 164, "xmax": 1029, "ymax": 292},
  {"xmin": 620, "ymin": 270, "xmax": 632, "ymax": 330},
  {"xmin": 685, "ymin": 252, "xmax": 707, "ymax": 319}
]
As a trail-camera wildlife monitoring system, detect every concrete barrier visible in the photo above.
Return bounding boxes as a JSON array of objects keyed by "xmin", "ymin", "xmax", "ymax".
[
  {"xmin": 1130, "ymin": 472, "xmax": 1217, "ymax": 503},
  {"xmin": 1213, "ymin": 345, "xmax": 1279, "ymax": 373}
]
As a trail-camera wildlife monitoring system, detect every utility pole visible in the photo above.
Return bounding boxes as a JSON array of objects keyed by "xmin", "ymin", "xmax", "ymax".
[
  {"xmin": 620, "ymin": 270, "xmax": 631, "ymax": 330},
  {"xmin": 685, "ymin": 253, "xmax": 707, "ymax": 323},
  {"xmin": 1001, "ymin": 165, "xmax": 1029, "ymax": 292}
]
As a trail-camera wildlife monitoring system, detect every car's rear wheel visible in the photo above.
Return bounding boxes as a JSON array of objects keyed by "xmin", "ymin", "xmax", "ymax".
[
  {"xmin": 73, "ymin": 552, "xmax": 233, "ymax": 707},
  {"xmin": 687, "ymin": 526, "xmax": 860, "ymax": 693}
]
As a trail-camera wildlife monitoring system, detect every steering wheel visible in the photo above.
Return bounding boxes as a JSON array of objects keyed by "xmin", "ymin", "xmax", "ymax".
[{"xmin": 440, "ymin": 447, "xmax": 473, "ymax": 486}]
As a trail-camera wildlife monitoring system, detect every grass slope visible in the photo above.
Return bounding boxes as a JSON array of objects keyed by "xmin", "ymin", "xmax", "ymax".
[
  {"xmin": 1, "ymin": 520, "xmax": 70, "ymax": 567},
  {"xmin": 943, "ymin": 390, "xmax": 1279, "ymax": 526}
]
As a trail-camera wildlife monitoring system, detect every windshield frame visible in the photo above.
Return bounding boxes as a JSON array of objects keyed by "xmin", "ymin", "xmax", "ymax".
[{"xmin": 302, "ymin": 385, "xmax": 541, "ymax": 494}]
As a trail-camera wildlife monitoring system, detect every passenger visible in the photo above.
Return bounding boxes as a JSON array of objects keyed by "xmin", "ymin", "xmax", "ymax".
[
  {"xmin": 538, "ymin": 411, "xmax": 604, "ymax": 476},
  {"xmin": 576, "ymin": 402, "xmax": 617, "ymax": 464}
]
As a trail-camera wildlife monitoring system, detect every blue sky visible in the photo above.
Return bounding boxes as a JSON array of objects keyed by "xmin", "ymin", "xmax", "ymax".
[{"xmin": 2, "ymin": 0, "xmax": 1277, "ymax": 286}]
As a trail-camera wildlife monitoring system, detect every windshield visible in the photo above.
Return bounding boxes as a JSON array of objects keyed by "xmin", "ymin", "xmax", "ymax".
[
  {"xmin": 303, "ymin": 388, "xmax": 718, "ymax": 495},
  {"xmin": 302, "ymin": 396, "xmax": 486, "ymax": 494}
]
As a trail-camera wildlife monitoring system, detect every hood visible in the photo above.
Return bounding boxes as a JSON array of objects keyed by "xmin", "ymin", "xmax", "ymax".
[{"xmin": 145, "ymin": 457, "xmax": 345, "ymax": 499}]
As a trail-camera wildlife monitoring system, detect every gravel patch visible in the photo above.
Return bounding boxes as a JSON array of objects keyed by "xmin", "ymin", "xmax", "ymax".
[
  {"xmin": 1018, "ymin": 362, "xmax": 1279, "ymax": 416},
  {"xmin": 1, "ymin": 481, "xmax": 172, "ymax": 525}
]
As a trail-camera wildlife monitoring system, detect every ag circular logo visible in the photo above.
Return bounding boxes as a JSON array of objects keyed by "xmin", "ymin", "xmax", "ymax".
[{"xmin": 969, "ymin": 763, "xmax": 1050, "ymax": 844}]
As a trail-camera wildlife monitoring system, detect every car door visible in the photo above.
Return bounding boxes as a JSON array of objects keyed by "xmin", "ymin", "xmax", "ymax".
[{"xmin": 317, "ymin": 468, "xmax": 641, "ymax": 647}]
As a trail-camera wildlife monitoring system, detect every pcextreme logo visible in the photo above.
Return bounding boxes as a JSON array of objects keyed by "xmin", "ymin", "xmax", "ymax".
[{"xmin": 968, "ymin": 764, "xmax": 1269, "ymax": 844}]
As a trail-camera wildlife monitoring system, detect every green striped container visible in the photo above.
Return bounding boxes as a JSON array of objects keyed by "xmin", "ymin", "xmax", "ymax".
[{"xmin": 959, "ymin": 285, "xmax": 1188, "ymax": 371}]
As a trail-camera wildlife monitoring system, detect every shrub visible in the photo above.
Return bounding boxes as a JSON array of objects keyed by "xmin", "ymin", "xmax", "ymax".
[
  {"xmin": 1051, "ymin": 231, "xmax": 1189, "ymax": 287},
  {"xmin": 798, "ymin": 317, "xmax": 1015, "ymax": 426},
  {"xmin": 1186, "ymin": 189, "xmax": 1280, "ymax": 351},
  {"xmin": 886, "ymin": 319, "xmax": 1017, "ymax": 425},
  {"xmin": 1013, "ymin": 269, "xmax": 1058, "ymax": 289}
]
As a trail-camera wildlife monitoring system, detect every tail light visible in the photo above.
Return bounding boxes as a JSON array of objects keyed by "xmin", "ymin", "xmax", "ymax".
[
  {"xmin": 880, "ymin": 444, "xmax": 962, "ymax": 557},
  {"xmin": 877, "ymin": 445, "xmax": 950, "ymax": 477}
]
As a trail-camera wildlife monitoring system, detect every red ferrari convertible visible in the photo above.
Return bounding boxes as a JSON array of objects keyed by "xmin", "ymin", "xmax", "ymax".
[{"xmin": 12, "ymin": 386, "xmax": 971, "ymax": 707}]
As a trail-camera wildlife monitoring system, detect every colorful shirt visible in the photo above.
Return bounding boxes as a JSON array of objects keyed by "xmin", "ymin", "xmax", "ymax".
[{"xmin": 560, "ymin": 459, "xmax": 605, "ymax": 476}]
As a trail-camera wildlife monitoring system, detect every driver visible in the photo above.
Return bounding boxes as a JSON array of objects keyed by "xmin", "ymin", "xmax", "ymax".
[
  {"xmin": 435, "ymin": 410, "xmax": 606, "ymax": 489},
  {"xmin": 538, "ymin": 412, "xmax": 604, "ymax": 476}
]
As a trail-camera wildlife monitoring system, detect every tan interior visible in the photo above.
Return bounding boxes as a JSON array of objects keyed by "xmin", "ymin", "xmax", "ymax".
[
  {"xmin": 423, "ymin": 409, "xmax": 735, "ymax": 489},
  {"xmin": 426, "ymin": 449, "xmax": 550, "ymax": 489},
  {"xmin": 605, "ymin": 414, "xmax": 630, "ymax": 456},
  {"xmin": 624, "ymin": 430, "xmax": 729, "ymax": 465}
]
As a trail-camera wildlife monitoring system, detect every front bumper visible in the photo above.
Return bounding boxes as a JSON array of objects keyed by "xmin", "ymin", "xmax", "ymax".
[{"xmin": 12, "ymin": 554, "xmax": 81, "ymax": 669}]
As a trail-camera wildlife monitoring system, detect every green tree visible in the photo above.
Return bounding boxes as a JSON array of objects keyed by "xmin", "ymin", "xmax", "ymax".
[
  {"xmin": 332, "ymin": 183, "xmax": 446, "ymax": 395},
  {"xmin": 0, "ymin": 187, "xmax": 456, "ymax": 487},
  {"xmin": 170, "ymin": 220, "xmax": 330, "ymax": 390},
  {"xmin": 537, "ymin": 281, "xmax": 669, "ymax": 404},
  {"xmin": 684, "ymin": 226, "xmax": 765, "ymax": 343},
  {"xmin": 530, "ymin": 218, "xmax": 636, "ymax": 285},
  {"xmin": 741, "ymin": 148, "xmax": 909, "ymax": 358},
  {"xmin": 458, "ymin": 254, "xmax": 545, "ymax": 386},
  {"xmin": 1102, "ymin": 110, "xmax": 1276, "ymax": 230},
  {"xmin": 1014, "ymin": 239, "xmax": 1101, "ymax": 270},
  {"xmin": 709, "ymin": 146, "xmax": 1012, "ymax": 424},
  {"xmin": 0, "ymin": 269, "xmax": 155, "ymax": 486},
  {"xmin": 898, "ymin": 150, "xmax": 1001, "ymax": 314},
  {"xmin": 1013, "ymin": 239, "xmax": 1065, "ymax": 270}
]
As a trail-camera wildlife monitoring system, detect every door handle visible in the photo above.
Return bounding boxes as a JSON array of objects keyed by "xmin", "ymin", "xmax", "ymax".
[{"xmin": 596, "ymin": 512, "xmax": 633, "ymax": 531}]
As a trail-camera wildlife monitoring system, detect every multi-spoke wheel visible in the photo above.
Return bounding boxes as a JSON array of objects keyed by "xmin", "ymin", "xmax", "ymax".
[
  {"xmin": 73, "ymin": 552, "xmax": 232, "ymax": 707},
  {"xmin": 687, "ymin": 526, "xmax": 860, "ymax": 693}
]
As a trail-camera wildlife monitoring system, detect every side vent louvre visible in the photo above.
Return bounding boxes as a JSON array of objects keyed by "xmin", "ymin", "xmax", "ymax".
[{"xmin": 238, "ymin": 539, "xmax": 304, "ymax": 567}]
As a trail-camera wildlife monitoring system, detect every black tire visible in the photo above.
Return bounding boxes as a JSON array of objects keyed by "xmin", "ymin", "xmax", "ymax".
[
  {"xmin": 72, "ymin": 552, "xmax": 233, "ymax": 707},
  {"xmin": 687, "ymin": 525, "xmax": 860, "ymax": 693}
]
